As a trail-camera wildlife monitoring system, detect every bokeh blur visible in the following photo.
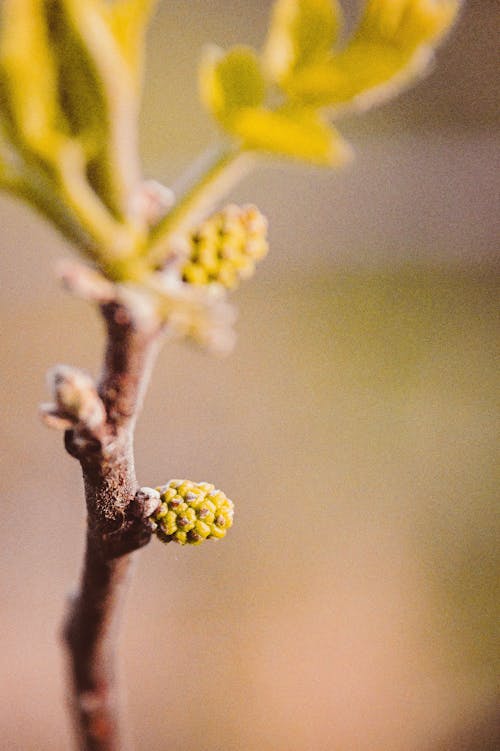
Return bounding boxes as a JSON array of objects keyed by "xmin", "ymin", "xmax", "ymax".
[{"xmin": 1, "ymin": 1, "xmax": 498, "ymax": 749}]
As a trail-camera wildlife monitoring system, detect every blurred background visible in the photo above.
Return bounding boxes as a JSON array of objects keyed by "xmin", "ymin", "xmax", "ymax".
[{"xmin": 1, "ymin": 1, "xmax": 498, "ymax": 749}]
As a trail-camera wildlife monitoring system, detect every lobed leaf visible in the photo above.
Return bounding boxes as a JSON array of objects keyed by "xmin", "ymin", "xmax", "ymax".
[
  {"xmin": 280, "ymin": 0, "xmax": 463, "ymax": 111},
  {"xmin": 198, "ymin": 40, "xmax": 352, "ymax": 167}
]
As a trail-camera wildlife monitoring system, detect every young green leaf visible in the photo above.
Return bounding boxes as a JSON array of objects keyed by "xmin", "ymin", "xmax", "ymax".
[
  {"xmin": 264, "ymin": 0, "xmax": 343, "ymax": 83},
  {"xmin": 60, "ymin": 0, "xmax": 145, "ymax": 217},
  {"xmin": 0, "ymin": 0, "xmax": 147, "ymax": 260},
  {"xmin": 280, "ymin": 0, "xmax": 462, "ymax": 111},
  {"xmin": 199, "ymin": 45, "xmax": 266, "ymax": 126},
  {"xmin": 198, "ymin": 38, "xmax": 352, "ymax": 167},
  {"xmin": 43, "ymin": 2, "xmax": 107, "ymax": 157},
  {"xmin": 0, "ymin": 0, "xmax": 68, "ymax": 159}
]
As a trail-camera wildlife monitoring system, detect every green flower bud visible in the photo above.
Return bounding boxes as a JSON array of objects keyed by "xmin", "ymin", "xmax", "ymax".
[
  {"xmin": 182, "ymin": 204, "xmax": 268, "ymax": 290},
  {"xmin": 152, "ymin": 479, "xmax": 234, "ymax": 546}
]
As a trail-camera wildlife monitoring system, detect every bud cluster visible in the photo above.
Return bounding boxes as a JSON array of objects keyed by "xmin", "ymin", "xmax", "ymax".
[
  {"xmin": 182, "ymin": 204, "xmax": 268, "ymax": 290},
  {"xmin": 152, "ymin": 480, "xmax": 234, "ymax": 546}
]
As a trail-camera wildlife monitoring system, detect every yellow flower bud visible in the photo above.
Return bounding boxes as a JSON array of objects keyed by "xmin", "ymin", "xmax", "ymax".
[
  {"xmin": 153, "ymin": 479, "xmax": 234, "ymax": 546},
  {"xmin": 181, "ymin": 204, "xmax": 268, "ymax": 290}
]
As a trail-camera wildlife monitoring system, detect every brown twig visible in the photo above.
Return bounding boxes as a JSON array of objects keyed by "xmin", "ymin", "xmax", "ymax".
[
  {"xmin": 40, "ymin": 255, "xmax": 234, "ymax": 749},
  {"xmin": 51, "ymin": 301, "xmax": 163, "ymax": 751}
]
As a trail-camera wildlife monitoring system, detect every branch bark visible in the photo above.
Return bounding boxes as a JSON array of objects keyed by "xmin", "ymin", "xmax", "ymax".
[{"xmin": 60, "ymin": 301, "xmax": 163, "ymax": 751}]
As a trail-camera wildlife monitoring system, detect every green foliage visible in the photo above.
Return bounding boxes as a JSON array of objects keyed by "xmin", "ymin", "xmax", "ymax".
[
  {"xmin": 0, "ymin": 0, "xmax": 153, "ymax": 269},
  {"xmin": 0, "ymin": 0, "xmax": 461, "ymax": 291},
  {"xmin": 201, "ymin": 0, "xmax": 462, "ymax": 161},
  {"xmin": 282, "ymin": 0, "xmax": 462, "ymax": 109}
]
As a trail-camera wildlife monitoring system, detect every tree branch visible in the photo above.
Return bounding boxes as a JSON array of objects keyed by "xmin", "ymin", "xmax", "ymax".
[
  {"xmin": 57, "ymin": 300, "xmax": 163, "ymax": 751},
  {"xmin": 63, "ymin": 538, "xmax": 135, "ymax": 751}
]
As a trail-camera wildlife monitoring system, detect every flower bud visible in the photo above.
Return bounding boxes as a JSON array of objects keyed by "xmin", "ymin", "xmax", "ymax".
[
  {"xmin": 181, "ymin": 204, "xmax": 268, "ymax": 290},
  {"xmin": 152, "ymin": 479, "xmax": 234, "ymax": 546}
]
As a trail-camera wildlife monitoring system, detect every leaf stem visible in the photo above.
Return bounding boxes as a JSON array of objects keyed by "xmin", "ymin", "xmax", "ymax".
[{"xmin": 144, "ymin": 143, "xmax": 254, "ymax": 269}]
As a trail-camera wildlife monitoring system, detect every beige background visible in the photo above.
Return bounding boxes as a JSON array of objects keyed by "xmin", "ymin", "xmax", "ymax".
[{"xmin": 1, "ymin": 2, "xmax": 499, "ymax": 750}]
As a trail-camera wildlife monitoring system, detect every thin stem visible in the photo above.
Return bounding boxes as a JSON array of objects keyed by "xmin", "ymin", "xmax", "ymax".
[
  {"xmin": 56, "ymin": 142, "xmax": 142, "ymax": 262},
  {"xmin": 63, "ymin": 540, "xmax": 135, "ymax": 751},
  {"xmin": 145, "ymin": 143, "xmax": 254, "ymax": 269},
  {"xmin": 62, "ymin": 303, "xmax": 163, "ymax": 751}
]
